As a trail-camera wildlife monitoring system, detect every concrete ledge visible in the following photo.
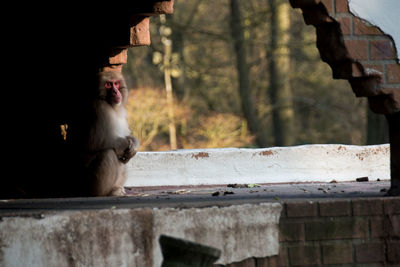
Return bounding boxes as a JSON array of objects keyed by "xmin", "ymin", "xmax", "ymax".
[
  {"xmin": 126, "ymin": 144, "xmax": 390, "ymax": 187},
  {"xmin": 0, "ymin": 203, "xmax": 282, "ymax": 266}
]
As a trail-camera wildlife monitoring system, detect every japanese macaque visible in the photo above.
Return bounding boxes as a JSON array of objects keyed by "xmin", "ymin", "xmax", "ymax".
[{"xmin": 83, "ymin": 71, "xmax": 139, "ymax": 196}]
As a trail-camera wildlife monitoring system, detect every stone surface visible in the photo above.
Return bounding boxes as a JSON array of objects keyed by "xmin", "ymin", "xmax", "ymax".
[
  {"xmin": 126, "ymin": 144, "xmax": 390, "ymax": 187},
  {"xmin": 0, "ymin": 203, "xmax": 282, "ymax": 267}
]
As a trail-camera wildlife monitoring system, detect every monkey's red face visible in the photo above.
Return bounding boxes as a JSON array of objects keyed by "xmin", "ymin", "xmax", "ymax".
[{"xmin": 105, "ymin": 80, "xmax": 122, "ymax": 104}]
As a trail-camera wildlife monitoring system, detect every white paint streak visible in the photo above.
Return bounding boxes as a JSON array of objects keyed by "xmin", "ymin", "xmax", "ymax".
[
  {"xmin": 349, "ymin": 0, "xmax": 400, "ymax": 59},
  {"xmin": 126, "ymin": 144, "xmax": 390, "ymax": 186}
]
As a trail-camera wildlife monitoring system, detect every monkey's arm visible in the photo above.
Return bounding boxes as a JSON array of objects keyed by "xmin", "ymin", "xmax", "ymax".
[{"xmin": 114, "ymin": 135, "xmax": 139, "ymax": 164}]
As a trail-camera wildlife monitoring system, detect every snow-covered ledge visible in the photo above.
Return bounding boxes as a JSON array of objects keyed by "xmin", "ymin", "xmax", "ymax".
[{"xmin": 126, "ymin": 144, "xmax": 390, "ymax": 187}]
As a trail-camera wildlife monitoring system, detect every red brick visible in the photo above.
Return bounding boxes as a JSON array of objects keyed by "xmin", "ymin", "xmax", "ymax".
[
  {"xmin": 286, "ymin": 201, "xmax": 318, "ymax": 217},
  {"xmin": 384, "ymin": 198, "xmax": 400, "ymax": 214},
  {"xmin": 335, "ymin": 0, "xmax": 349, "ymax": 13},
  {"xmin": 355, "ymin": 243, "xmax": 385, "ymax": 263},
  {"xmin": 289, "ymin": 245, "xmax": 321, "ymax": 266},
  {"xmin": 280, "ymin": 222, "xmax": 305, "ymax": 241},
  {"xmin": 352, "ymin": 199, "xmax": 383, "ymax": 215},
  {"xmin": 101, "ymin": 65, "xmax": 123, "ymax": 72},
  {"xmin": 319, "ymin": 200, "xmax": 351, "ymax": 216},
  {"xmin": 345, "ymin": 39, "xmax": 368, "ymax": 60},
  {"xmin": 109, "ymin": 49, "xmax": 127, "ymax": 65},
  {"xmin": 337, "ymin": 16, "xmax": 351, "ymax": 35},
  {"xmin": 322, "ymin": 243, "xmax": 353, "ymax": 264},
  {"xmin": 386, "ymin": 64, "xmax": 400, "ymax": 83},
  {"xmin": 321, "ymin": 0, "xmax": 333, "ymax": 14},
  {"xmin": 370, "ymin": 40, "xmax": 395, "ymax": 60},
  {"xmin": 130, "ymin": 16, "xmax": 150, "ymax": 47},
  {"xmin": 354, "ymin": 17, "xmax": 383, "ymax": 35},
  {"xmin": 363, "ymin": 64, "xmax": 384, "ymax": 76},
  {"xmin": 305, "ymin": 218, "xmax": 368, "ymax": 240}
]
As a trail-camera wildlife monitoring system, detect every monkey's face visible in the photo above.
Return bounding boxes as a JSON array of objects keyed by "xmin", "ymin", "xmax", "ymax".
[
  {"xmin": 104, "ymin": 79, "xmax": 122, "ymax": 105},
  {"xmin": 98, "ymin": 71, "xmax": 127, "ymax": 106}
]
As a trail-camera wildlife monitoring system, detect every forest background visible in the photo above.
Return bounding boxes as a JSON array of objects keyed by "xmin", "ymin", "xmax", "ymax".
[{"xmin": 122, "ymin": 0, "xmax": 389, "ymax": 151}]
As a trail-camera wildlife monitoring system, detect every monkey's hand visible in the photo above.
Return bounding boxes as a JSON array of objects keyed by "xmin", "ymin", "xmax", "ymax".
[{"xmin": 115, "ymin": 136, "xmax": 139, "ymax": 164}]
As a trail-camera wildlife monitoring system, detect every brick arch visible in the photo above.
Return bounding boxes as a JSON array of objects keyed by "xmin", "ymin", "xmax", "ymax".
[
  {"xmin": 104, "ymin": 0, "xmax": 400, "ymax": 195},
  {"xmin": 290, "ymin": 0, "xmax": 400, "ymax": 114},
  {"xmin": 288, "ymin": 0, "xmax": 400, "ymax": 194}
]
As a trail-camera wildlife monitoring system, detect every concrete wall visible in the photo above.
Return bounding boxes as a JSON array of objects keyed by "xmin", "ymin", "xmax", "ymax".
[
  {"xmin": 0, "ymin": 203, "xmax": 282, "ymax": 267},
  {"xmin": 3, "ymin": 198, "xmax": 399, "ymax": 267},
  {"xmin": 126, "ymin": 144, "xmax": 390, "ymax": 187}
]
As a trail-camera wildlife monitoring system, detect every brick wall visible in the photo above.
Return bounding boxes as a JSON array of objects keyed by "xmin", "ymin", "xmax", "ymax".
[
  {"xmin": 216, "ymin": 197, "xmax": 400, "ymax": 267},
  {"xmin": 290, "ymin": 0, "xmax": 400, "ymax": 114}
]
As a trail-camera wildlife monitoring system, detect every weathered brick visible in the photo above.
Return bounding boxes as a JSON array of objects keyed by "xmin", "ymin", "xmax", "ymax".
[
  {"xmin": 255, "ymin": 256, "xmax": 279, "ymax": 267},
  {"xmin": 288, "ymin": 245, "xmax": 321, "ymax": 266},
  {"xmin": 286, "ymin": 201, "xmax": 318, "ymax": 217},
  {"xmin": 109, "ymin": 49, "xmax": 127, "ymax": 65},
  {"xmin": 386, "ymin": 64, "xmax": 400, "ymax": 83},
  {"xmin": 289, "ymin": 245, "xmax": 321, "ymax": 266},
  {"xmin": 305, "ymin": 218, "xmax": 368, "ymax": 240},
  {"xmin": 352, "ymin": 199, "xmax": 383, "ymax": 215},
  {"xmin": 335, "ymin": 0, "xmax": 349, "ymax": 13},
  {"xmin": 337, "ymin": 16, "xmax": 351, "ymax": 35},
  {"xmin": 368, "ymin": 88, "xmax": 400, "ymax": 114},
  {"xmin": 322, "ymin": 243, "xmax": 353, "ymax": 264},
  {"xmin": 345, "ymin": 39, "xmax": 368, "ymax": 60},
  {"xmin": 280, "ymin": 204, "xmax": 287, "ymax": 218},
  {"xmin": 354, "ymin": 17, "xmax": 382, "ymax": 35},
  {"xmin": 289, "ymin": 0, "xmax": 322, "ymax": 8},
  {"xmin": 355, "ymin": 243, "xmax": 385, "ymax": 263},
  {"xmin": 278, "ymin": 247, "xmax": 288, "ymax": 267},
  {"xmin": 388, "ymin": 241, "xmax": 400, "ymax": 264},
  {"xmin": 130, "ymin": 16, "xmax": 151, "ymax": 47},
  {"xmin": 302, "ymin": 7, "xmax": 334, "ymax": 25},
  {"xmin": 363, "ymin": 64, "xmax": 384, "ymax": 76},
  {"xmin": 319, "ymin": 200, "xmax": 351, "ymax": 216},
  {"xmin": 321, "ymin": 0, "xmax": 333, "ymax": 14},
  {"xmin": 101, "ymin": 64, "xmax": 123, "ymax": 72},
  {"xmin": 384, "ymin": 198, "xmax": 400, "ymax": 214},
  {"xmin": 370, "ymin": 218, "xmax": 385, "ymax": 238},
  {"xmin": 226, "ymin": 258, "xmax": 255, "ymax": 267},
  {"xmin": 280, "ymin": 222, "xmax": 305, "ymax": 241},
  {"xmin": 386, "ymin": 215, "xmax": 400, "ymax": 238},
  {"xmin": 370, "ymin": 40, "xmax": 395, "ymax": 60}
]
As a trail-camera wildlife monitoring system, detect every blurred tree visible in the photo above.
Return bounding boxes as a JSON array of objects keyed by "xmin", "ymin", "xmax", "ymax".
[
  {"xmin": 268, "ymin": 0, "xmax": 294, "ymax": 146},
  {"xmin": 123, "ymin": 0, "xmax": 370, "ymax": 151},
  {"xmin": 367, "ymin": 110, "xmax": 389, "ymax": 144},
  {"xmin": 160, "ymin": 15, "xmax": 178, "ymax": 150},
  {"xmin": 230, "ymin": 0, "xmax": 268, "ymax": 146}
]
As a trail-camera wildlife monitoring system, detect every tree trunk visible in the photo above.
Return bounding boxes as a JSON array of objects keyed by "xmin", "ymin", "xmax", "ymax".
[
  {"xmin": 367, "ymin": 108, "xmax": 389, "ymax": 144},
  {"xmin": 161, "ymin": 15, "xmax": 178, "ymax": 150},
  {"xmin": 268, "ymin": 0, "xmax": 294, "ymax": 146},
  {"xmin": 230, "ymin": 0, "xmax": 268, "ymax": 147}
]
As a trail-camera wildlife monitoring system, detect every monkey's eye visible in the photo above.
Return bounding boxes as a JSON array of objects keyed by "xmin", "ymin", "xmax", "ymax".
[
  {"xmin": 113, "ymin": 81, "xmax": 120, "ymax": 89},
  {"xmin": 105, "ymin": 81, "xmax": 113, "ymax": 89}
]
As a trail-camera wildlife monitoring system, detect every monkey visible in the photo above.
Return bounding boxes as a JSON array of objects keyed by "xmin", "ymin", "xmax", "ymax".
[{"xmin": 82, "ymin": 71, "xmax": 139, "ymax": 197}]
